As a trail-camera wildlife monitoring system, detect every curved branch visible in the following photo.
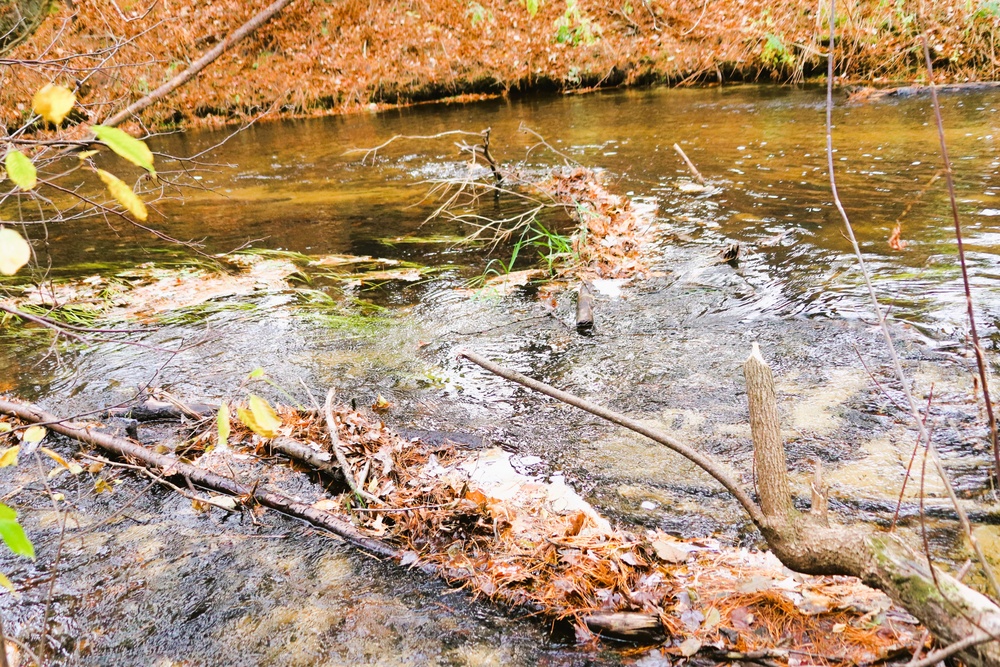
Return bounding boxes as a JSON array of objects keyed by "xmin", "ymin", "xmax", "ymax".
[{"xmin": 456, "ymin": 349, "xmax": 766, "ymax": 526}]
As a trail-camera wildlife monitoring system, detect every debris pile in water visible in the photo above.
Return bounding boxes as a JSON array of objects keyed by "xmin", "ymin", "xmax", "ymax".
[
  {"xmin": 185, "ymin": 400, "xmax": 924, "ymax": 663},
  {"xmin": 537, "ymin": 167, "xmax": 655, "ymax": 282}
]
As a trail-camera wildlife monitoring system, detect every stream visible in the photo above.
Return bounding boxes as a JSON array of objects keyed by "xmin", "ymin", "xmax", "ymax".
[{"xmin": 3, "ymin": 84, "xmax": 1000, "ymax": 665}]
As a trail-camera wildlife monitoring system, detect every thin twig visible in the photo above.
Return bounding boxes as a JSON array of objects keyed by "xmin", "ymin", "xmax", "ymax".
[
  {"xmin": 673, "ymin": 143, "xmax": 706, "ymax": 185},
  {"xmin": 323, "ymin": 389, "xmax": 380, "ymax": 505},
  {"xmin": 907, "ymin": 632, "xmax": 994, "ymax": 667},
  {"xmin": 921, "ymin": 35, "xmax": 999, "ymax": 480}
]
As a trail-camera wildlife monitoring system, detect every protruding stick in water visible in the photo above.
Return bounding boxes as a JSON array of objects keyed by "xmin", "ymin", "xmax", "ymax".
[
  {"xmin": 673, "ymin": 143, "xmax": 706, "ymax": 185},
  {"xmin": 576, "ymin": 281, "xmax": 594, "ymax": 334}
]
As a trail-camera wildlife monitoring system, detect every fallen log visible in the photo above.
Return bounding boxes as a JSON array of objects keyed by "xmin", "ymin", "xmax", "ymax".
[
  {"xmin": 458, "ymin": 348, "xmax": 1000, "ymax": 666},
  {"xmin": 848, "ymin": 81, "xmax": 1000, "ymax": 103}
]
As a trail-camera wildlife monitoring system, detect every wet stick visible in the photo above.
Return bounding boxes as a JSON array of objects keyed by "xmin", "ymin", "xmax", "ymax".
[
  {"xmin": 0, "ymin": 398, "xmax": 398, "ymax": 560},
  {"xmin": 324, "ymin": 389, "xmax": 380, "ymax": 505},
  {"xmin": 575, "ymin": 281, "xmax": 594, "ymax": 333},
  {"xmin": 673, "ymin": 143, "xmax": 706, "ymax": 185}
]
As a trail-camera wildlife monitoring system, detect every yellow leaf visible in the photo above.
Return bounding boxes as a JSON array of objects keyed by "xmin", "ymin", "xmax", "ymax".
[
  {"xmin": 32, "ymin": 83, "xmax": 75, "ymax": 126},
  {"xmin": 248, "ymin": 395, "xmax": 281, "ymax": 437},
  {"xmin": 0, "ymin": 570, "xmax": 14, "ymax": 593},
  {"xmin": 39, "ymin": 447, "xmax": 83, "ymax": 475},
  {"xmin": 0, "ymin": 422, "xmax": 11, "ymax": 433},
  {"xmin": 237, "ymin": 406, "xmax": 273, "ymax": 438},
  {"xmin": 0, "ymin": 446, "xmax": 18, "ymax": 468},
  {"xmin": 76, "ymin": 149, "xmax": 100, "ymax": 160},
  {"xmin": 0, "ymin": 228, "xmax": 31, "ymax": 276},
  {"xmin": 94, "ymin": 478, "xmax": 114, "ymax": 494},
  {"xmin": 217, "ymin": 402, "xmax": 231, "ymax": 447},
  {"xmin": 21, "ymin": 425, "xmax": 46, "ymax": 444},
  {"xmin": 96, "ymin": 169, "xmax": 147, "ymax": 221}
]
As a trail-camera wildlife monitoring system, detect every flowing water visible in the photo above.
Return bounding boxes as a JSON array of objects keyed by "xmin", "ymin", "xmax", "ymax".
[{"xmin": 4, "ymin": 85, "xmax": 1000, "ymax": 665}]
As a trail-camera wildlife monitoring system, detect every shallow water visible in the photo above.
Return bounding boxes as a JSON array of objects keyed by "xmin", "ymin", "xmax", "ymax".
[{"xmin": 3, "ymin": 85, "xmax": 1000, "ymax": 665}]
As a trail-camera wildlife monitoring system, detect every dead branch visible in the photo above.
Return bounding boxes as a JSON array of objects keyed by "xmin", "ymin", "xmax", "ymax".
[
  {"xmin": 0, "ymin": 397, "xmax": 397, "ymax": 560},
  {"xmin": 102, "ymin": 0, "xmax": 296, "ymax": 127},
  {"xmin": 457, "ymin": 348, "xmax": 765, "ymax": 525},
  {"xmin": 324, "ymin": 389, "xmax": 380, "ymax": 505},
  {"xmin": 744, "ymin": 343, "xmax": 791, "ymax": 520}
]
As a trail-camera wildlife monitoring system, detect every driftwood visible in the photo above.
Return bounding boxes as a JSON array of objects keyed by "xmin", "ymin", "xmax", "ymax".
[
  {"xmin": 457, "ymin": 349, "xmax": 1000, "ymax": 666},
  {"xmin": 672, "ymin": 143, "xmax": 706, "ymax": 186},
  {"xmin": 848, "ymin": 81, "xmax": 1000, "ymax": 104}
]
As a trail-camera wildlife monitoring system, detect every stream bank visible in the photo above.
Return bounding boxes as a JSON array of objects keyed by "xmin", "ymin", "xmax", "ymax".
[{"xmin": 3, "ymin": 1, "xmax": 1000, "ymax": 129}]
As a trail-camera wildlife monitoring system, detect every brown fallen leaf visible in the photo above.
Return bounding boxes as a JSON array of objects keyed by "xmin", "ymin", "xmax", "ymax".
[{"xmin": 651, "ymin": 538, "xmax": 690, "ymax": 563}]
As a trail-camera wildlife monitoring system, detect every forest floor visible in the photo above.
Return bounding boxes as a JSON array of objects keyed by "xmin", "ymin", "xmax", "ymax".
[{"xmin": 3, "ymin": 0, "xmax": 1000, "ymax": 129}]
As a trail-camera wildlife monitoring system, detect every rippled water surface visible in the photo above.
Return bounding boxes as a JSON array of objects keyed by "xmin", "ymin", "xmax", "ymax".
[{"xmin": 4, "ymin": 85, "xmax": 1000, "ymax": 665}]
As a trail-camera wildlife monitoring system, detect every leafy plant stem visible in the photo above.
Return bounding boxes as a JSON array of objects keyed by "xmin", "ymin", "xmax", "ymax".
[{"xmin": 920, "ymin": 34, "xmax": 1000, "ymax": 483}]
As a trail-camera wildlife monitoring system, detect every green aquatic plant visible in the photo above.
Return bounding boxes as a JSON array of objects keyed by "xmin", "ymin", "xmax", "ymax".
[
  {"xmin": 156, "ymin": 300, "xmax": 259, "ymax": 326},
  {"xmin": 471, "ymin": 217, "xmax": 576, "ymax": 287},
  {"xmin": 290, "ymin": 288, "xmax": 387, "ymax": 334}
]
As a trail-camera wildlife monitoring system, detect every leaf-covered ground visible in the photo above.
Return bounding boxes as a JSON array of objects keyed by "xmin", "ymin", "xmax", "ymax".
[{"xmin": 3, "ymin": 0, "xmax": 999, "ymax": 129}]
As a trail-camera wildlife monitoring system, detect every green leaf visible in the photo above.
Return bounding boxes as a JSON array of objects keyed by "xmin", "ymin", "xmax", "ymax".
[
  {"xmin": 5, "ymin": 150, "xmax": 36, "ymax": 190},
  {"xmin": 0, "ymin": 570, "xmax": 14, "ymax": 593},
  {"xmin": 92, "ymin": 125, "xmax": 155, "ymax": 176},
  {"xmin": 248, "ymin": 367, "xmax": 266, "ymax": 379},
  {"xmin": 0, "ymin": 503, "xmax": 34, "ymax": 560},
  {"xmin": 0, "ymin": 228, "xmax": 31, "ymax": 275},
  {"xmin": 217, "ymin": 402, "xmax": 231, "ymax": 447}
]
